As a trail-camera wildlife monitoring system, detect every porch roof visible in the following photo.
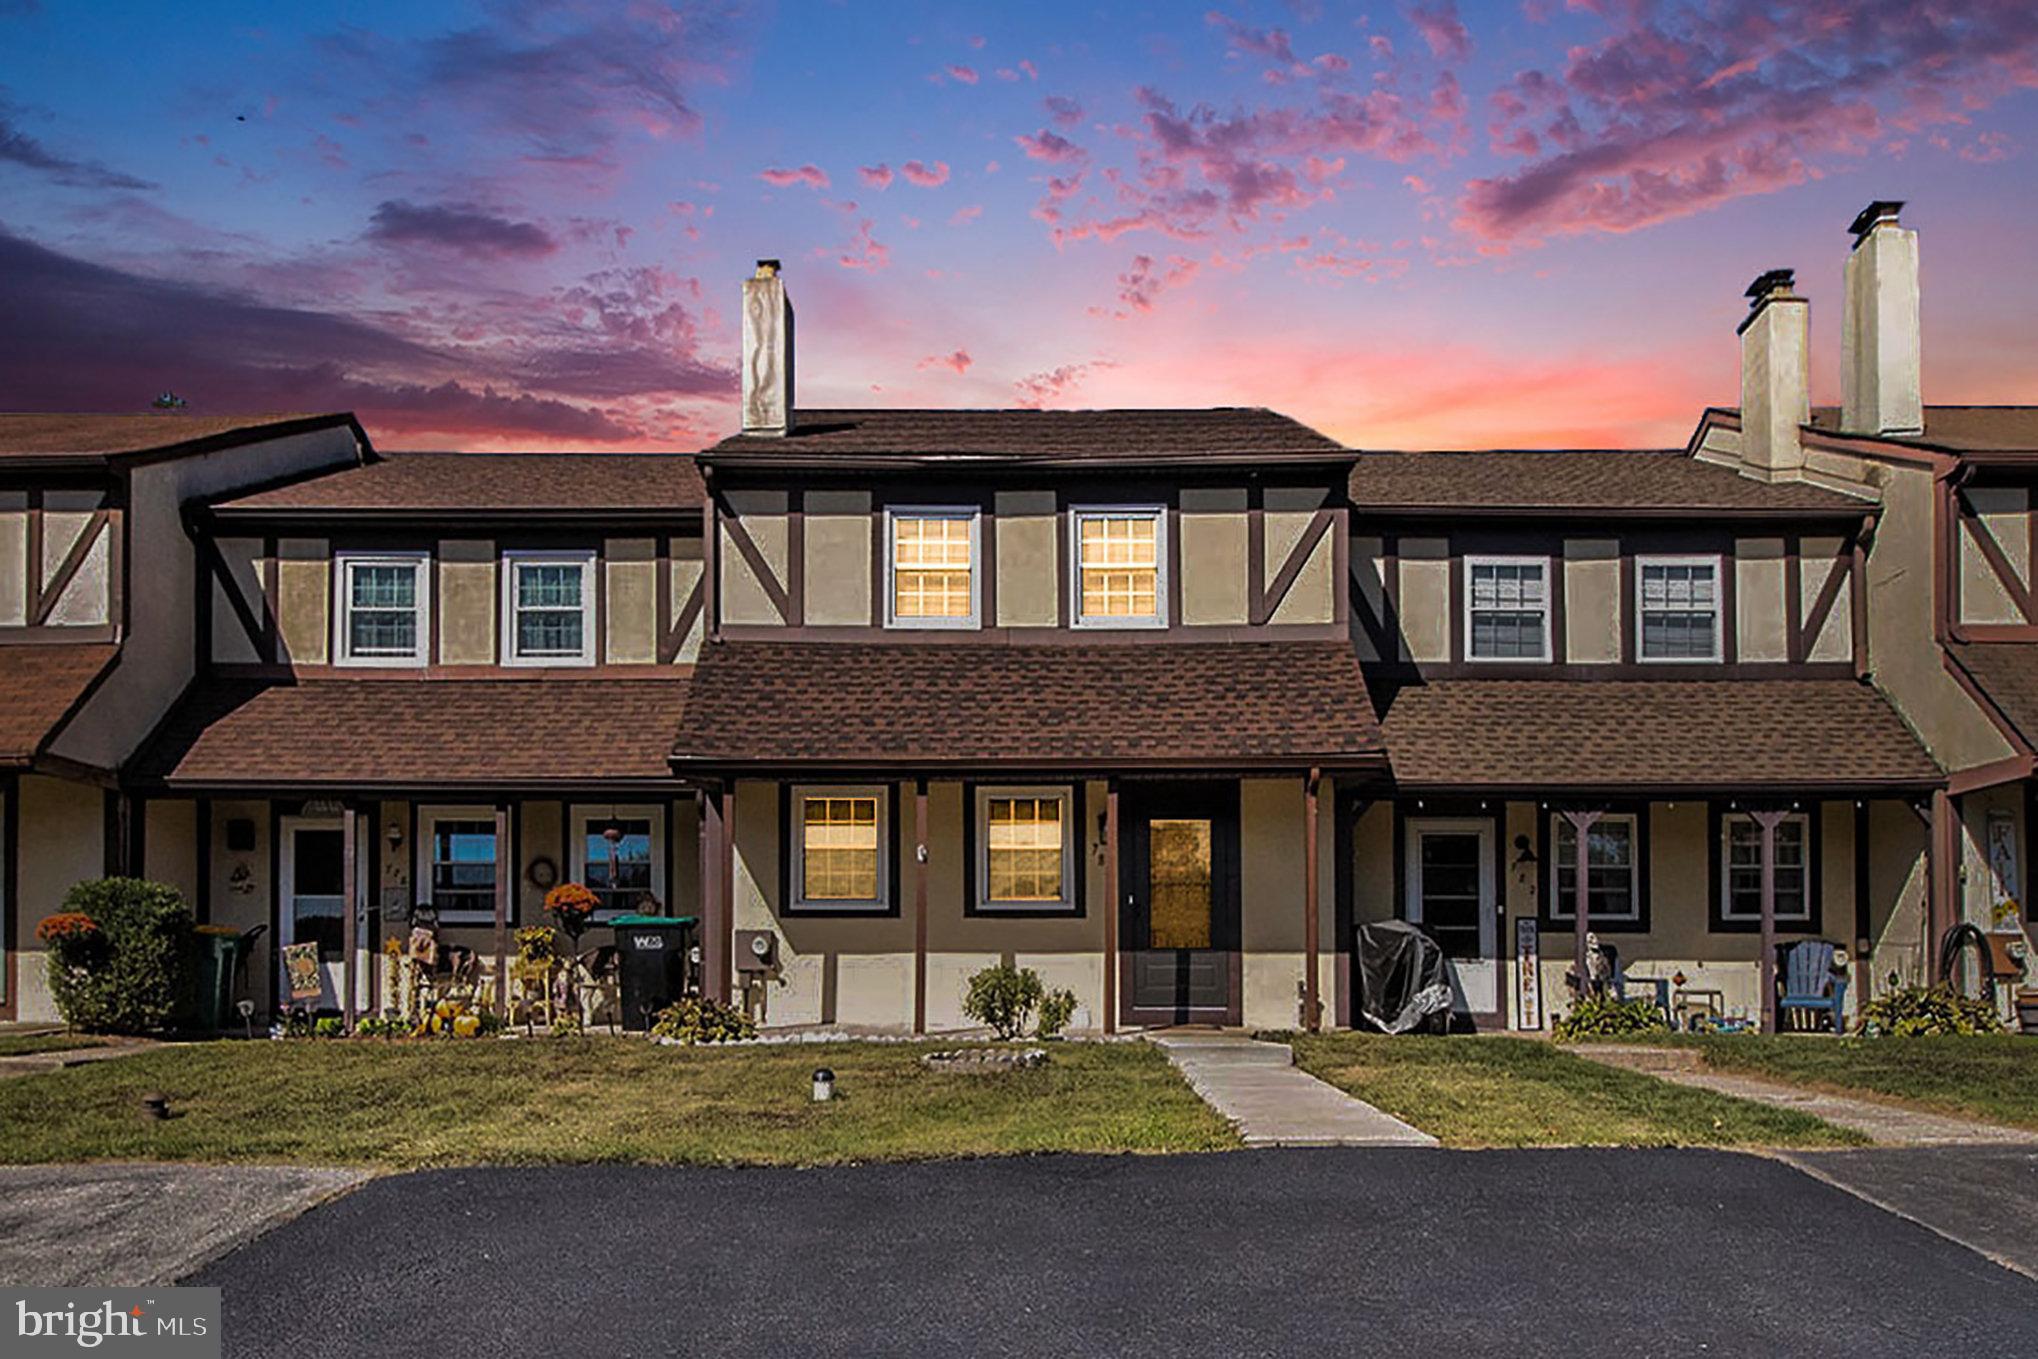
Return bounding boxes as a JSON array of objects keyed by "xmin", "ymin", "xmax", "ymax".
[
  {"xmin": 135, "ymin": 675, "xmax": 692, "ymax": 790},
  {"xmin": 669, "ymin": 639, "xmax": 1386, "ymax": 772},
  {"xmin": 1378, "ymin": 678, "xmax": 1942, "ymax": 793},
  {"xmin": 0, "ymin": 643, "xmax": 119, "ymax": 767},
  {"xmin": 1946, "ymin": 640, "xmax": 2038, "ymax": 749}
]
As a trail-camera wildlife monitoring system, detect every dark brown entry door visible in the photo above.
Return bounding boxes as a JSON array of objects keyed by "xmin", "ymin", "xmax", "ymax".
[{"xmin": 1122, "ymin": 783, "xmax": 1240, "ymax": 1025}]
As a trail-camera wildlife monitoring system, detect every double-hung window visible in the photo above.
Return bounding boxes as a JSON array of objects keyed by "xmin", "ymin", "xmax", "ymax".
[
  {"xmin": 502, "ymin": 550, "xmax": 595, "ymax": 666},
  {"xmin": 1073, "ymin": 507, "xmax": 1166, "ymax": 628},
  {"xmin": 1549, "ymin": 814, "xmax": 1642, "ymax": 927},
  {"xmin": 570, "ymin": 805, "xmax": 663, "ymax": 921},
  {"xmin": 886, "ymin": 508, "xmax": 979, "ymax": 628},
  {"xmin": 975, "ymin": 787, "xmax": 1076, "ymax": 912},
  {"xmin": 335, "ymin": 552, "xmax": 428, "ymax": 666},
  {"xmin": 1720, "ymin": 813, "xmax": 1812, "ymax": 926},
  {"xmin": 791, "ymin": 786, "xmax": 889, "ymax": 911},
  {"xmin": 1638, "ymin": 555, "xmax": 1723, "ymax": 662},
  {"xmin": 1465, "ymin": 555, "xmax": 1550, "ymax": 661},
  {"xmin": 418, "ymin": 809, "xmax": 502, "ymax": 924}
]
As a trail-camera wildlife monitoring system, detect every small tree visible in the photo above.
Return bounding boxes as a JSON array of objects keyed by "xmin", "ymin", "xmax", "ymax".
[
  {"xmin": 42, "ymin": 878, "xmax": 195, "ymax": 1033},
  {"xmin": 962, "ymin": 963, "xmax": 1047, "ymax": 1040}
]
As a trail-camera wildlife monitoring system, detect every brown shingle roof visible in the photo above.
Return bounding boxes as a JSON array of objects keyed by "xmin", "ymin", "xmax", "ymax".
[
  {"xmin": 671, "ymin": 640, "xmax": 1385, "ymax": 770},
  {"xmin": 0, "ymin": 413, "xmax": 354, "ymax": 464},
  {"xmin": 1946, "ymin": 641, "xmax": 2038, "ymax": 748},
  {"xmin": 1807, "ymin": 406, "xmax": 2038, "ymax": 455},
  {"xmin": 704, "ymin": 408, "xmax": 1346, "ymax": 466},
  {"xmin": 0, "ymin": 645, "xmax": 119, "ymax": 765},
  {"xmin": 1351, "ymin": 449, "xmax": 1871, "ymax": 514},
  {"xmin": 213, "ymin": 451, "xmax": 704, "ymax": 516},
  {"xmin": 138, "ymin": 676, "xmax": 691, "ymax": 787},
  {"xmin": 1379, "ymin": 679, "xmax": 1939, "ymax": 790}
]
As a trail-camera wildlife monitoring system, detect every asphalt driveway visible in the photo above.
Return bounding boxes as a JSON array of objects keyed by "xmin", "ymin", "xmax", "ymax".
[{"xmin": 192, "ymin": 1149, "xmax": 2038, "ymax": 1358}]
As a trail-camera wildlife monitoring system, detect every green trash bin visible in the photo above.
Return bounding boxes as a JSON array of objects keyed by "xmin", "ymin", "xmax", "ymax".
[
  {"xmin": 191, "ymin": 927, "xmax": 249, "ymax": 1032},
  {"xmin": 609, "ymin": 915, "xmax": 699, "ymax": 1031}
]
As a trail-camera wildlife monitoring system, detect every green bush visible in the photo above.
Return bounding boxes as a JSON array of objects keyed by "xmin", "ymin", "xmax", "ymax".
[
  {"xmin": 42, "ymin": 878, "xmax": 195, "ymax": 1034},
  {"xmin": 962, "ymin": 963, "xmax": 1046, "ymax": 1040},
  {"xmin": 650, "ymin": 996, "xmax": 757, "ymax": 1045},
  {"xmin": 1858, "ymin": 985, "xmax": 2004, "ymax": 1037},
  {"xmin": 313, "ymin": 1016, "xmax": 345, "ymax": 1039},
  {"xmin": 1037, "ymin": 986, "xmax": 1079, "ymax": 1039},
  {"xmin": 1551, "ymin": 995, "xmax": 1671, "ymax": 1041}
]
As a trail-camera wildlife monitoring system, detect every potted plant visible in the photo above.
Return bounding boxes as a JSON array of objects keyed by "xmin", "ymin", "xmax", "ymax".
[{"xmin": 544, "ymin": 884, "xmax": 600, "ymax": 1026}]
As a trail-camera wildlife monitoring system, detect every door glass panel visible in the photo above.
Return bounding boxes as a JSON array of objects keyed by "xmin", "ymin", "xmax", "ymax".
[
  {"xmin": 1419, "ymin": 832, "xmax": 1483, "ymax": 960},
  {"xmin": 293, "ymin": 828, "xmax": 346, "ymax": 960},
  {"xmin": 1148, "ymin": 818, "xmax": 1213, "ymax": 949}
]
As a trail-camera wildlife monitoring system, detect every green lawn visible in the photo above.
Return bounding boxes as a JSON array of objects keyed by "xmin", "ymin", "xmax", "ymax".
[
  {"xmin": 1648, "ymin": 1034, "xmax": 2038, "ymax": 1131},
  {"xmin": 1288, "ymin": 1033, "xmax": 1864, "ymax": 1149},
  {"xmin": 0, "ymin": 1037, "xmax": 1237, "ymax": 1168},
  {"xmin": 0, "ymin": 1033, "xmax": 113, "ymax": 1058}
]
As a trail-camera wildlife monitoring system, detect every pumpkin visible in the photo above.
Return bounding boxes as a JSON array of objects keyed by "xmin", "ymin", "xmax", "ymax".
[{"xmin": 452, "ymin": 1013, "xmax": 481, "ymax": 1038}]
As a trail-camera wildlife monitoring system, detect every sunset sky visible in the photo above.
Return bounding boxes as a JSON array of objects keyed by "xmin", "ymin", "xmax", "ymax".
[{"xmin": 2, "ymin": 1, "xmax": 2034, "ymax": 451}]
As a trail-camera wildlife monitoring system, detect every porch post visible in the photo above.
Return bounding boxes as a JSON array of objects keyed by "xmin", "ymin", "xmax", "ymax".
[
  {"xmin": 913, "ymin": 778, "xmax": 928, "ymax": 1035},
  {"xmin": 1303, "ymin": 768, "xmax": 1321, "ymax": 1033},
  {"xmin": 697, "ymin": 788, "xmax": 727, "ymax": 1004},
  {"xmin": 341, "ymin": 803, "xmax": 358, "ymax": 1030},
  {"xmin": 492, "ymin": 803, "xmax": 510, "ymax": 1020},
  {"xmin": 1752, "ymin": 807, "xmax": 1788, "ymax": 1034},
  {"xmin": 1927, "ymin": 788, "xmax": 1954, "ymax": 979},
  {"xmin": 1561, "ymin": 809, "xmax": 1600, "ymax": 1002},
  {"xmin": 1103, "ymin": 780, "xmax": 1119, "ymax": 1035},
  {"xmin": 718, "ymin": 784, "xmax": 736, "ymax": 1006}
]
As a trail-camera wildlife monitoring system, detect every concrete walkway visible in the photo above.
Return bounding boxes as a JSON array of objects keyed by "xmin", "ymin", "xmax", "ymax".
[
  {"xmin": 1571, "ymin": 1044, "xmax": 2038, "ymax": 1147},
  {"xmin": 0, "ymin": 1038, "xmax": 167, "ymax": 1081},
  {"xmin": 1151, "ymin": 1032, "xmax": 1436, "ymax": 1147}
]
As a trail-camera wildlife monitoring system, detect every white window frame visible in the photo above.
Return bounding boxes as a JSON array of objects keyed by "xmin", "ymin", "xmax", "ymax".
[
  {"xmin": 333, "ymin": 551, "xmax": 430, "ymax": 667},
  {"xmin": 1069, "ymin": 505, "xmax": 1168, "ymax": 630},
  {"xmin": 1636, "ymin": 553, "xmax": 1725, "ymax": 664},
  {"xmin": 500, "ymin": 549, "xmax": 597, "ymax": 667},
  {"xmin": 1719, "ymin": 812, "xmax": 1814, "ymax": 925},
  {"xmin": 568, "ymin": 803, "xmax": 667, "ymax": 923},
  {"xmin": 883, "ymin": 505, "xmax": 982, "ymax": 630},
  {"xmin": 1546, "ymin": 813, "xmax": 1642, "ymax": 925},
  {"xmin": 416, "ymin": 805, "xmax": 508, "ymax": 926},
  {"xmin": 973, "ymin": 785, "xmax": 1078, "ymax": 913},
  {"xmin": 1463, "ymin": 553, "xmax": 1552, "ymax": 662},
  {"xmin": 789, "ymin": 784, "xmax": 891, "ymax": 913}
]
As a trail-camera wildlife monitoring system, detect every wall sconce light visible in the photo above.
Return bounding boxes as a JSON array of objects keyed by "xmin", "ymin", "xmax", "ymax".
[
  {"xmin": 385, "ymin": 823, "xmax": 404, "ymax": 854},
  {"xmin": 1512, "ymin": 834, "xmax": 1538, "ymax": 870}
]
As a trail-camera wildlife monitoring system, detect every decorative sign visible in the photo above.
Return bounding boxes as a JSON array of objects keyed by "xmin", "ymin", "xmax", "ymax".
[
  {"xmin": 282, "ymin": 942, "xmax": 323, "ymax": 1001},
  {"xmin": 1514, "ymin": 917, "xmax": 1542, "ymax": 1031},
  {"xmin": 1986, "ymin": 811, "xmax": 2021, "ymax": 931}
]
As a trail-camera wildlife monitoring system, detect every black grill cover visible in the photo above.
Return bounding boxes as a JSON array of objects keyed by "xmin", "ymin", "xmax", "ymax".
[{"xmin": 1356, "ymin": 921, "xmax": 1452, "ymax": 1034}]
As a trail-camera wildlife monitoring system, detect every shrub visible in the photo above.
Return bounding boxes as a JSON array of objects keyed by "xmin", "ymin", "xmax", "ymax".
[
  {"xmin": 962, "ymin": 963, "xmax": 1046, "ymax": 1040},
  {"xmin": 1858, "ymin": 985, "xmax": 2004, "ymax": 1037},
  {"xmin": 354, "ymin": 1012, "xmax": 411, "ymax": 1039},
  {"xmin": 1037, "ymin": 986, "xmax": 1079, "ymax": 1039},
  {"xmin": 313, "ymin": 1016, "xmax": 345, "ymax": 1039},
  {"xmin": 1552, "ymin": 995, "xmax": 1671, "ymax": 1041},
  {"xmin": 42, "ymin": 879, "xmax": 195, "ymax": 1034},
  {"xmin": 650, "ymin": 996, "xmax": 756, "ymax": 1045}
]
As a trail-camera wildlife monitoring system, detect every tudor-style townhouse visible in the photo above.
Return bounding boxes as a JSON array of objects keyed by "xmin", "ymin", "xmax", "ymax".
[{"xmin": 0, "ymin": 202, "xmax": 2032, "ymax": 1034}]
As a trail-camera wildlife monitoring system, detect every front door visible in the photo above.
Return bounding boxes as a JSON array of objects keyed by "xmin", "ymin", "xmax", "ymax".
[
  {"xmin": 278, "ymin": 818, "xmax": 354, "ymax": 1011},
  {"xmin": 1404, "ymin": 818, "xmax": 1499, "ymax": 1021},
  {"xmin": 1122, "ymin": 783, "xmax": 1240, "ymax": 1026}
]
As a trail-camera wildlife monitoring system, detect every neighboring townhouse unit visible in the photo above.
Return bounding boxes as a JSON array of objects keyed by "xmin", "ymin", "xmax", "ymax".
[{"xmin": 0, "ymin": 413, "xmax": 368, "ymax": 1019}]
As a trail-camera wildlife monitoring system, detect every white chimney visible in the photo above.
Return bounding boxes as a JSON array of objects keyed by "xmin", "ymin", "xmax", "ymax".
[
  {"xmin": 1841, "ymin": 200, "xmax": 1923, "ymax": 437},
  {"xmin": 741, "ymin": 259, "xmax": 794, "ymax": 435},
  {"xmin": 1738, "ymin": 268, "xmax": 1809, "ymax": 474}
]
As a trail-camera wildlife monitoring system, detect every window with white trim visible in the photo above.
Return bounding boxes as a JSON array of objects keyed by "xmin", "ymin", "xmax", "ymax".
[
  {"xmin": 886, "ymin": 508, "xmax": 980, "ymax": 628},
  {"xmin": 975, "ymin": 787, "xmax": 1076, "ymax": 911},
  {"xmin": 416, "ymin": 808, "xmax": 503, "ymax": 925},
  {"xmin": 791, "ymin": 786, "xmax": 889, "ymax": 911},
  {"xmin": 1465, "ymin": 555, "xmax": 1550, "ymax": 661},
  {"xmin": 1548, "ymin": 814, "xmax": 1641, "ymax": 925},
  {"xmin": 335, "ymin": 552, "xmax": 428, "ymax": 666},
  {"xmin": 1638, "ymin": 555, "xmax": 1723, "ymax": 662},
  {"xmin": 501, "ymin": 550, "xmax": 595, "ymax": 665},
  {"xmin": 570, "ymin": 804, "xmax": 664, "ymax": 921},
  {"xmin": 1720, "ymin": 813, "xmax": 1812, "ymax": 924},
  {"xmin": 1072, "ymin": 507, "xmax": 1166, "ymax": 628}
]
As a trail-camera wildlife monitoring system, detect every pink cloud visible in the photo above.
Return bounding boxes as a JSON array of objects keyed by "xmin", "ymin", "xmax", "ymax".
[
  {"xmin": 1114, "ymin": 252, "xmax": 1202, "ymax": 314},
  {"xmin": 837, "ymin": 217, "xmax": 890, "ymax": 270},
  {"xmin": 949, "ymin": 204, "xmax": 984, "ymax": 226},
  {"xmin": 900, "ymin": 159, "xmax": 950, "ymax": 187},
  {"xmin": 947, "ymin": 64, "xmax": 980, "ymax": 84},
  {"xmin": 1016, "ymin": 128, "xmax": 1086, "ymax": 163},
  {"xmin": 1013, "ymin": 359, "xmax": 1117, "ymax": 408},
  {"xmin": 1406, "ymin": 2, "xmax": 1473, "ymax": 63},
  {"xmin": 760, "ymin": 164, "xmax": 829, "ymax": 189},
  {"xmin": 917, "ymin": 349, "xmax": 973, "ymax": 374},
  {"xmin": 859, "ymin": 163, "xmax": 894, "ymax": 188},
  {"xmin": 1207, "ymin": 11, "xmax": 1297, "ymax": 67},
  {"xmin": 1019, "ymin": 59, "xmax": 1039, "ymax": 80},
  {"xmin": 1044, "ymin": 94, "xmax": 1085, "ymax": 127}
]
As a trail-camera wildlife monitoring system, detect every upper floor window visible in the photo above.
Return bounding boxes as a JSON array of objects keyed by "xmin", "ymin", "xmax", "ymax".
[
  {"xmin": 1720, "ymin": 812, "xmax": 1812, "ymax": 925},
  {"xmin": 335, "ymin": 552, "xmax": 428, "ymax": 667},
  {"xmin": 1465, "ymin": 555, "xmax": 1549, "ymax": 661},
  {"xmin": 502, "ymin": 550, "xmax": 595, "ymax": 666},
  {"xmin": 886, "ymin": 508, "xmax": 979, "ymax": 628},
  {"xmin": 1638, "ymin": 555, "xmax": 1722, "ymax": 662},
  {"xmin": 1073, "ymin": 507, "xmax": 1166, "ymax": 628}
]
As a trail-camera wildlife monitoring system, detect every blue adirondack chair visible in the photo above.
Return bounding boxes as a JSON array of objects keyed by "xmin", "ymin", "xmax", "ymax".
[{"xmin": 1776, "ymin": 939, "xmax": 1848, "ymax": 1033}]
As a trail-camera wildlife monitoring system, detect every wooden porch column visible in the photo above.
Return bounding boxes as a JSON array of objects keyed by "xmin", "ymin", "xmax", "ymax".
[
  {"xmin": 341, "ymin": 803, "xmax": 359, "ymax": 1030},
  {"xmin": 1303, "ymin": 769, "xmax": 1321, "ymax": 1033},
  {"xmin": 1560, "ymin": 809, "xmax": 1601, "ymax": 1002},
  {"xmin": 492, "ymin": 804, "xmax": 510, "ymax": 1020},
  {"xmin": 718, "ymin": 785, "xmax": 736, "ymax": 1005},
  {"xmin": 913, "ymin": 779, "xmax": 929, "ymax": 1035},
  {"xmin": 1751, "ymin": 807, "xmax": 1790, "ymax": 1035},
  {"xmin": 1103, "ymin": 781, "xmax": 1119, "ymax": 1035},
  {"xmin": 696, "ymin": 789, "xmax": 725, "ymax": 1003},
  {"xmin": 1927, "ymin": 788, "xmax": 1955, "ymax": 980}
]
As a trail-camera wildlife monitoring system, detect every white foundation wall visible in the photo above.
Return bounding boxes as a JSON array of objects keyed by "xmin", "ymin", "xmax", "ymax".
[{"xmin": 10, "ymin": 775, "xmax": 108, "ymax": 1022}]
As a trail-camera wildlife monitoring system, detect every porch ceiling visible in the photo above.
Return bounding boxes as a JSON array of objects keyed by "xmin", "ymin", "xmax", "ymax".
[
  {"xmin": 669, "ymin": 639, "xmax": 1386, "ymax": 771},
  {"xmin": 0, "ymin": 643, "xmax": 119, "ymax": 766},
  {"xmin": 1378, "ymin": 677, "xmax": 1942, "ymax": 792}
]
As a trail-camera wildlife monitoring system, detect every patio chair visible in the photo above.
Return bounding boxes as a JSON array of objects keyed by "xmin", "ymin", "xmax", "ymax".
[
  {"xmin": 1601, "ymin": 943, "xmax": 1674, "ymax": 1026},
  {"xmin": 1775, "ymin": 939, "xmax": 1848, "ymax": 1034}
]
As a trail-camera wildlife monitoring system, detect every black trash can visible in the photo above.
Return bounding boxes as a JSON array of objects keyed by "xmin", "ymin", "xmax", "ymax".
[{"xmin": 609, "ymin": 915, "xmax": 699, "ymax": 1031}]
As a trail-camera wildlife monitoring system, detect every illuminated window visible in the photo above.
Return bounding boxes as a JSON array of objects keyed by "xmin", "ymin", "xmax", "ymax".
[
  {"xmin": 977, "ymin": 788, "xmax": 1074, "ymax": 910},
  {"xmin": 1074, "ymin": 508, "xmax": 1165, "ymax": 627},
  {"xmin": 887, "ymin": 509, "xmax": 979, "ymax": 627},
  {"xmin": 794, "ymin": 787, "xmax": 888, "ymax": 909}
]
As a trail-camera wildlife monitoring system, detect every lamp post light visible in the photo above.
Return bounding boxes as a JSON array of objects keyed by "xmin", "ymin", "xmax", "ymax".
[{"xmin": 812, "ymin": 1068, "xmax": 836, "ymax": 1102}]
